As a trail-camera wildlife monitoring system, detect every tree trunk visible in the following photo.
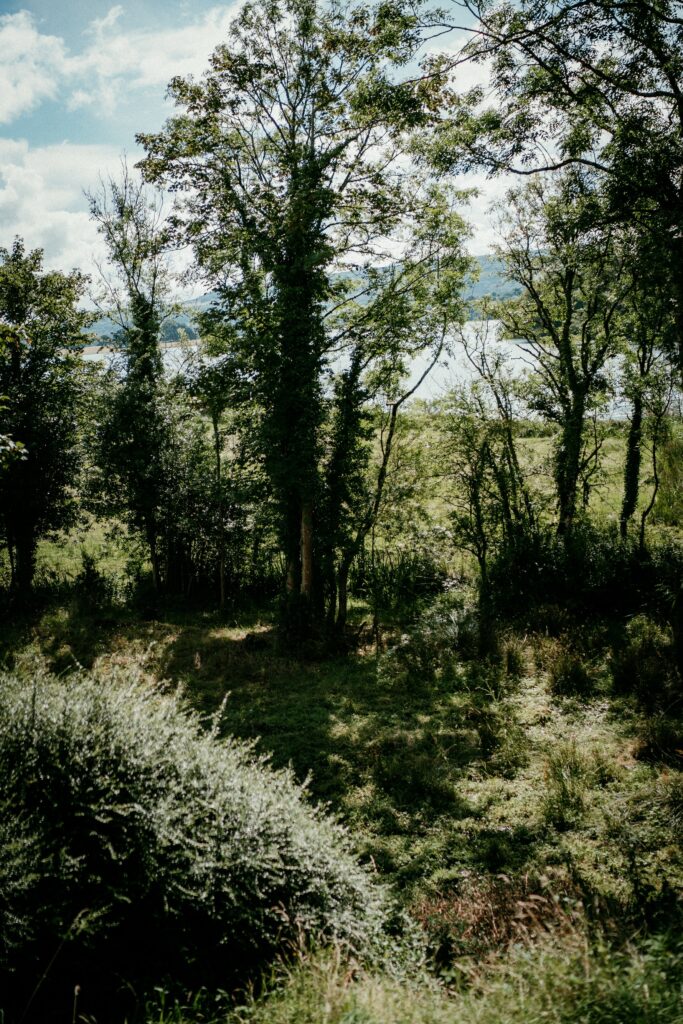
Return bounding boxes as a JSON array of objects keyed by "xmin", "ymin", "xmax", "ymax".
[
  {"xmin": 148, "ymin": 531, "xmax": 160, "ymax": 592},
  {"xmin": 334, "ymin": 557, "xmax": 351, "ymax": 635},
  {"xmin": 212, "ymin": 413, "xmax": 226, "ymax": 609},
  {"xmin": 639, "ymin": 422, "xmax": 663, "ymax": 551},
  {"xmin": 556, "ymin": 402, "xmax": 584, "ymax": 536},
  {"xmin": 300, "ymin": 502, "xmax": 314, "ymax": 598},
  {"xmin": 620, "ymin": 393, "xmax": 643, "ymax": 538},
  {"xmin": 12, "ymin": 527, "xmax": 36, "ymax": 599}
]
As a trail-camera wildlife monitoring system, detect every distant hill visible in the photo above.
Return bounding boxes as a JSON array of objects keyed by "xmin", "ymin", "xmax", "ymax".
[
  {"xmin": 466, "ymin": 255, "xmax": 522, "ymax": 302},
  {"xmin": 87, "ymin": 257, "xmax": 519, "ymax": 343}
]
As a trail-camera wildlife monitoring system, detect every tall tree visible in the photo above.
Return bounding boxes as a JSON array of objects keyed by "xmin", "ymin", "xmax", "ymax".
[
  {"xmin": 433, "ymin": 0, "xmax": 683, "ymax": 373},
  {"xmin": 0, "ymin": 241, "xmax": 91, "ymax": 596},
  {"xmin": 88, "ymin": 167, "xmax": 172, "ymax": 591},
  {"xmin": 494, "ymin": 173, "xmax": 629, "ymax": 535},
  {"xmin": 138, "ymin": 0, "xmax": 468, "ymax": 640},
  {"xmin": 618, "ymin": 238, "xmax": 676, "ymax": 537}
]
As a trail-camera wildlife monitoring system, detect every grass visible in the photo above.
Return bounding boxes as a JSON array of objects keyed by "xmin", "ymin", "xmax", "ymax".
[
  {"xmin": 146, "ymin": 931, "xmax": 683, "ymax": 1024},
  {"xmin": 4, "ymin": 596, "xmax": 681, "ymax": 934},
  {"xmin": 1, "ymin": 476, "xmax": 681, "ymax": 1019}
]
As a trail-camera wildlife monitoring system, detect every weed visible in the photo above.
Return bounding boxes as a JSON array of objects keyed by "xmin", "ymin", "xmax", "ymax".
[
  {"xmin": 635, "ymin": 715, "xmax": 683, "ymax": 767},
  {"xmin": 199, "ymin": 930, "xmax": 683, "ymax": 1024},
  {"xmin": 542, "ymin": 740, "xmax": 591, "ymax": 830},
  {"xmin": 503, "ymin": 638, "xmax": 526, "ymax": 680}
]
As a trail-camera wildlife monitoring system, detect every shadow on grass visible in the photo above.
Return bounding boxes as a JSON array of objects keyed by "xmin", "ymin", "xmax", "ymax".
[
  {"xmin": 0, "ymin": 595, "xmax": 541, "ymax": 899},
  {"xmin": 156, "ymin": 621, "xmax": 542, "ymax": 895}
]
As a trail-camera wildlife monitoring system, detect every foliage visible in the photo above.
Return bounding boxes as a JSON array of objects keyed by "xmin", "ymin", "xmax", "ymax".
[
  {"xmin": 437, "ymin": 335, "xmax": 537, "ymax": 595},
  {"xmin": 487, "ymin": 523, "xmax": 683, "ymax": 630},
  {"xmin": 0, "ymin": 667, "xmax": 392, "ymax": 1021},
  {"xmin": 611, "ymin": 615, "xmax": 681, "ymax": 712},
  {"xmin": 494, "ymin": 172, "xmax": 628, "ymax": 535},
  {"xmin": 541, "ymin": 740, "xmax": 592, "ymax": 830},
  {"xmin": 548, "ymin": 649, "xmax": 595, "ymax": 698},
  {"xmin": 653, "ymin": 426, "xmax": 683, "ymax": 528},
  {"xmin": 351, "ymin": 544, "xmax": 449, "ymax": 626},
  {"xmin": 88, "ymin": 170, "xmax": 175, "ymax": 592},
  {"xmin": 137, "ymin": 0, "xmax": 472, "ymax": 638},
  {"xmin": 436, "ymin": 0, "xmax": 683, "ymax": 374},
  {"xmin": 0, "ymin": 241, "xmax": 92, "ymax": 597}
]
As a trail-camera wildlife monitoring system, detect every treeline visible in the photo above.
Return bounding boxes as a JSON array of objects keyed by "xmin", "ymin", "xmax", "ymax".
[{"xmin": 0, "ymin": 0, "xmax": 682, "ymax": 652}]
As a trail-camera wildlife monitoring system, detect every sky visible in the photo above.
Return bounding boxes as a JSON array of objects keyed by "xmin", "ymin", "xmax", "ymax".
[{"xmin": 0, "ymin": 1, "xmax": 507, "ymax": 288}]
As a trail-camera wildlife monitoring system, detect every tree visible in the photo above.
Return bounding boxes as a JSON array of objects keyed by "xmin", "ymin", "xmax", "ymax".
[
  {"xmin": 0, "ymin": 240, "xmax": 91, "ymax": 596},
  {"xmin": 432, "ymin": 0, "xmax": 683, "ymax": 374},
  {"xmin": 138, "ymin": 0, "xmax": 469, "ymax": 640},
  {"xmin": 493, "ymin": 173, "xmax": 629, "ymax": 535},
  {"xmin": 618, "ymin": 238, "xmax": 677, "ymax": 537},
  {"xmin": 88, "ymin": 168, "xmax": 173, "ymax": 591},
  {"xmin": 437, "ymin": 327, "xmax": 536, "ymax": 616}
]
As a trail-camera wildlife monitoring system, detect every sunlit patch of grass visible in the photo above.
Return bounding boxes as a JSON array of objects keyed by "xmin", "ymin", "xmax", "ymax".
[{"xmin": 153, "ymin": 928, "xmax": 683, "ymax": 1024}]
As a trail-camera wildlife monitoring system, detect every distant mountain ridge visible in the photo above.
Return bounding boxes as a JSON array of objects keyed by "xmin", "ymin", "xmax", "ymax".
[{"xmin": 88, "ymin": 256, "xmax": 520, "ymax": 343}]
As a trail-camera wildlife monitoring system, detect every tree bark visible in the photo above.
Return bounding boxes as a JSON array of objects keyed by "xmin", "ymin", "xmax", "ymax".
[
  {"xmin": 334, "ymin": 556, "xmax": 352, "ymax": 634},
  {"xmin": 12, "ymin": 527, "xmax": 36, "ymax": 598},
  {"xmin": 556, "ymin": 401, "xmax": 585, "ymax": 536},
  {"xmin": 620, "ymin": 393, "xmax": 643, "ymax": 538},
  {"xmin": 212, "ymin": 412, "xmax": 226, "ymax": 609},
  {"xmin": 300, "ymin": 502, "xmax": 314, "ymax": 598}
]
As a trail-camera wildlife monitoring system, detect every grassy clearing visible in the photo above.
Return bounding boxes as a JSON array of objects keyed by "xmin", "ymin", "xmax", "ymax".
[
  {"xmin": 5, "ymin": 598, "xmax": 681, "ymax": 937},
  {"xmin": 2, "ymin": 508, "xmax": 681, "ymax": 1020}
]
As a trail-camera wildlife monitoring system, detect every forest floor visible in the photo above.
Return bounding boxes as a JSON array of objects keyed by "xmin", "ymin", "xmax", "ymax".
[{"xmin": 3, "ymin": 594, "xmax": 682, "ymax": 1023}]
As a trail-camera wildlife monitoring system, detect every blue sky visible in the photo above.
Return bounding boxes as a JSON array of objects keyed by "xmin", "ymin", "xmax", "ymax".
[
  {"xmin": 0, "ymin": 1, "xmax": 502, "ymax": 284},
  {"xmin": 0, "ymin": 1, "xmax": 249, "ymax": 278}
]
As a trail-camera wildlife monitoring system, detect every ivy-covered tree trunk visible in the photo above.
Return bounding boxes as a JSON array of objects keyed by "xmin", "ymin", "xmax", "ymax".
[
  {"xmin": 556, "ymin": 401, "xmax": 585, "ymax": 537},
  {"xmin": 620, "ymin": 392, "xmax": 643, "ymax": 538},
  {"xmin": 136, "ymin": 0, "xmax": 466, "ymax": 646}
]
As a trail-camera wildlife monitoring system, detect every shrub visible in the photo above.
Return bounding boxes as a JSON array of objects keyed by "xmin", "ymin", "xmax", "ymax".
[
  {"xmin": 503, "ymin": 638, "xmax": 526, "ymax": 681},
  {"xmin": 464, "ymin": 696, "xmax": 528, "ymax": 778},
  {"xmin": 0, "ymin": 668, "xmax": 390, "ymax": 1021},
  {"xmin": 653, "ymin": 429, "xmax": 683, "ymax": 528},
  {"xmin": 487, "ymin": 524, "xmax": 683, "ymax": 631},
  {"xmin": 351, "ymin": 547, "xmax": 447, "ymax": 617},
  {"xmin": 611, "ymin": 615, "xmax": 680, "ymax": 711},
  {"xmin": 377, "ymin": 594, "xmax": 480, "ymax": 688},
  {"xmin": 75, "ymin": 550, "xmax": 117, "ymax": 608},
  {"xmin": 635, "ymin": 714, "xmax": 683, "ymax": 767},
  {"xmin": 548, "ymin": 649, "xmax": 595, "ymax": 697}
]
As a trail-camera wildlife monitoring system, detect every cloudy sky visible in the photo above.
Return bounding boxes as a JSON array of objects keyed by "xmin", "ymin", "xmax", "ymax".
[{"xmin": 0, "ymin": 1, "xmax": 504, "ymax": 286}]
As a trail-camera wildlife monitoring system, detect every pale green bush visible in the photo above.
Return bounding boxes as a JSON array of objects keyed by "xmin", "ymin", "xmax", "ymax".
[{"xmin": 0, "ymin": 668, "xmax": 390, "ymax": 1019}]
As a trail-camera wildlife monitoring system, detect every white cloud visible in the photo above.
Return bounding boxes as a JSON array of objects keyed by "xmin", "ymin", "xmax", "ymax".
[
  {"xmin": 72, "ymin": 6, "xmax": 241, "ymax": 91},
  {"xmin": 0, "ymin": 6, "xmax": 243, "ymax": 124},
  {"xmin": 0, "ymin": 138, "xmax": 203, "ymax": 299},
  {"xmin": 0, "ymin": 138, "xmax": 123, "ymax": 274},
  {"xmin": 86, "ymin": 5, "xmax": 125, "ymax": 38},
  {"xmin": 0, "ymin": 12, "xmax": 67, "ymax": 123}
]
